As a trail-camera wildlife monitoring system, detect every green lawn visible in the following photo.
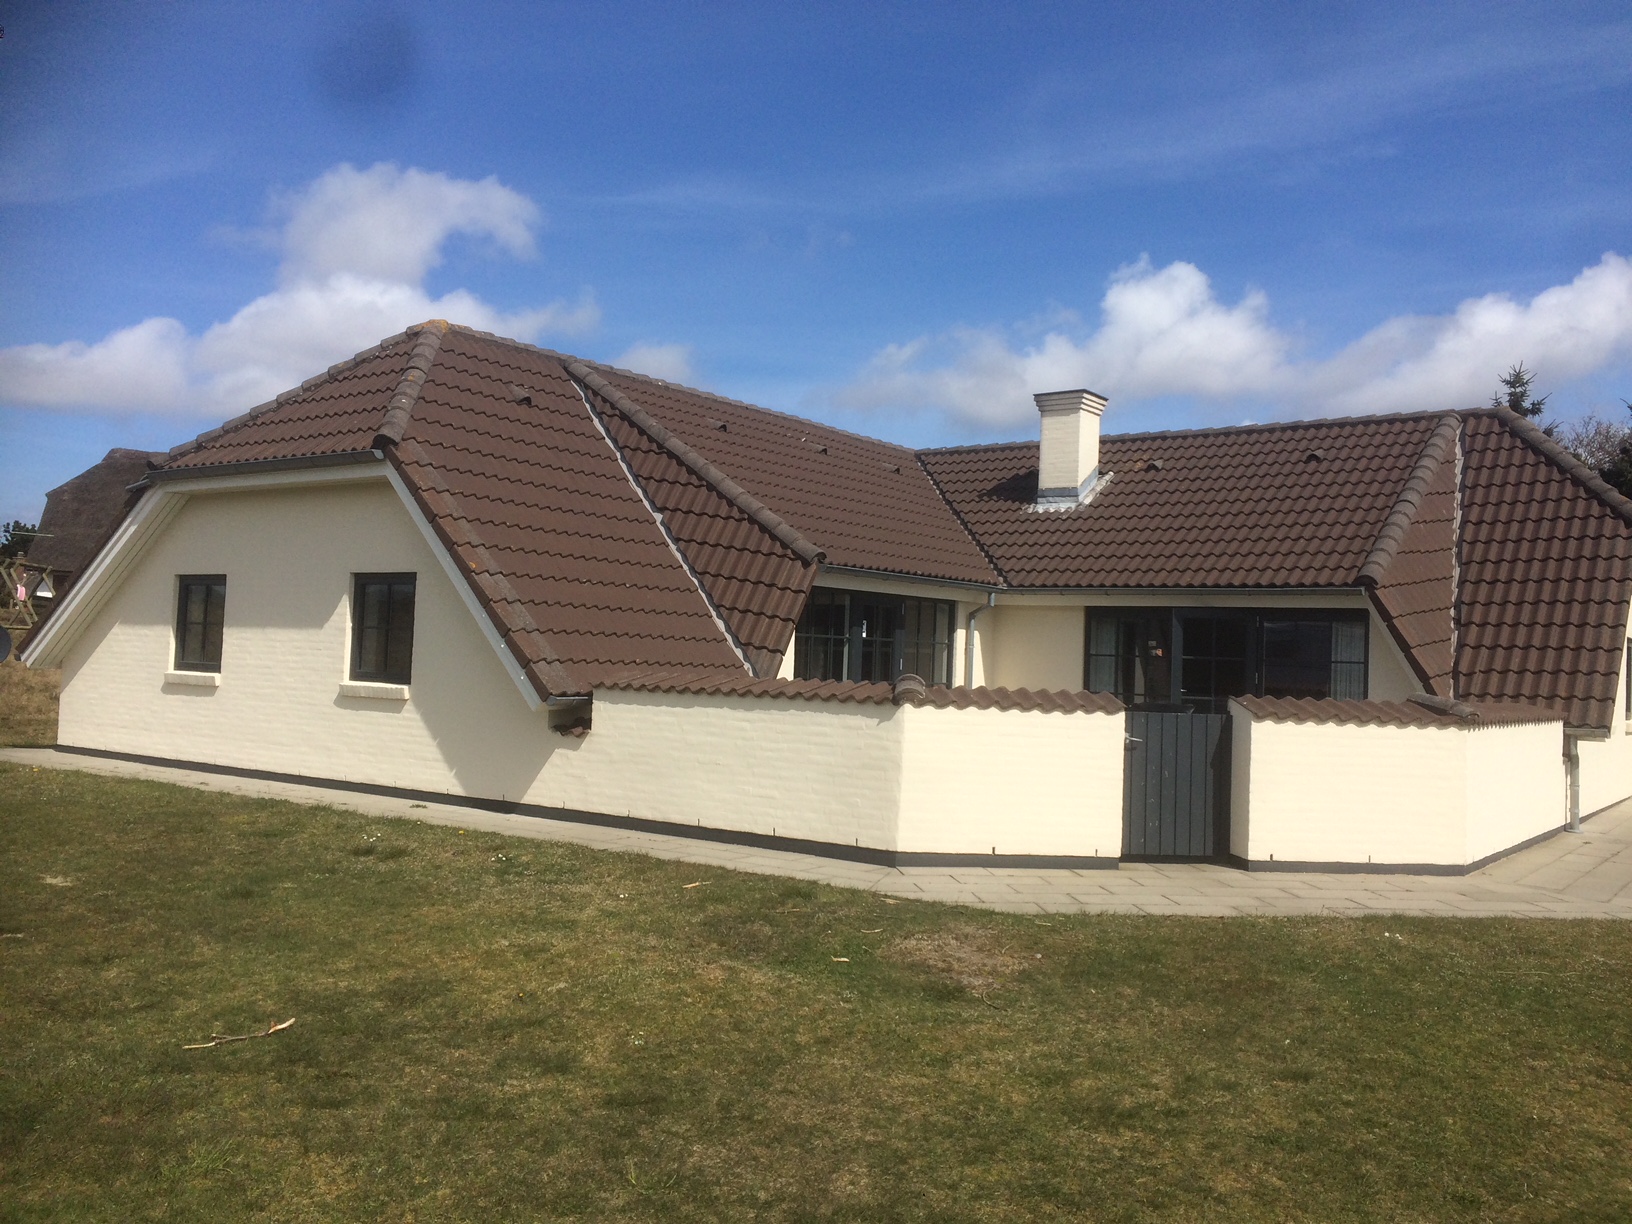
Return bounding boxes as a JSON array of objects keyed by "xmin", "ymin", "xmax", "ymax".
[{"xmin": 2, "ymin": 764, "xmax": 1630, "ymax": 1222}]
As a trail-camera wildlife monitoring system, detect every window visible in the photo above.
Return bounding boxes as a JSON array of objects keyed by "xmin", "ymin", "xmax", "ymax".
[
  {"xmin": 793, "ymin": 589, "xmax": 956, "ymax": 685},
  {"xmin": 174, "ymin": 575, "xmax": 226, "ymax": 672},
  {"xmin": 351, "ymin": 574, "xmax": 416, "ymax": 684},
  {"xmin": 1085, "ymin": 611, "xmax": 1172, "ymax": 705},
  {"xmin": 1085, "ymin": 607, "xmax": 1368, "ymax": 710}
]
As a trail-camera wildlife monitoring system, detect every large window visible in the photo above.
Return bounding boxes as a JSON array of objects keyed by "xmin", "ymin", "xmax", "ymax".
[
  {"xmin": 1085, "ymin": 608, "xmax": 1368, "ymax": 712},
  {"xmin": 174, "ymin": 575, "xmax": 226, "ymax": 672},
  {"xmin": 793, "ymin": 589, "xmax": 956, "ymax": 685},
  {"xmin": 352, "ymin": 573, "xmax": 417, "ymax": 685}
]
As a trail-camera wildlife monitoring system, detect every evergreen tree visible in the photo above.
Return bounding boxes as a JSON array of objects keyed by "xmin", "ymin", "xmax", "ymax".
[
  {"xmin": 0, "ymin": 521, "xmax": 38, "ymax": 559},
  {"xmin": 1492, "ymin": 363, "xmax": 1550, "ymax": 418}
]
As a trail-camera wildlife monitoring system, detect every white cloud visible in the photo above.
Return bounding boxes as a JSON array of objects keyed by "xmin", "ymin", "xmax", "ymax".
[
  {"xmin": 274, "ymin": 163, "xmax": 539, "ymax": 286},
  {"xmin": 837, "ymin": 253, "xmax": 1632, "ymax": 428},
  {"xmin": 0, "ymin": 163, "xmax": 598, "ymax": 417},
  {"xmin": 613, "ymin": 342, "xmax": 694, "ymax": 384}
]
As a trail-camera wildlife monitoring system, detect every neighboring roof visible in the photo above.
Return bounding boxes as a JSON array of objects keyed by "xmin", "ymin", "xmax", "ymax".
[
  {"xmin": 918, "ymin": 413, "xmax": 1448, "ymax": 588},
  {"xmin": 1235, "ymin": 694, "xmax": 1564, "ymax": 729},
  {"xmin": 28, "ymin": 448, "xmax": 165, "ymax": 577},
  {"xmin": 143, "ymin": 320, "xmax": 1632, "ymax": 728},
  {"xmin": 599, "ymin": 671, "xmax": 1125, "ymax": 714}
]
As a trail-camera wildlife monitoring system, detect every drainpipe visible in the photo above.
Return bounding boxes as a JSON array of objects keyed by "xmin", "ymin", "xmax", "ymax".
[
  {"xmin": 1566, "ymin": 734, "xmax": 1582, "ymax": 833},
  {"xmin": 963, "ymin": 593, "xmax": 996, "ymax": 688}
]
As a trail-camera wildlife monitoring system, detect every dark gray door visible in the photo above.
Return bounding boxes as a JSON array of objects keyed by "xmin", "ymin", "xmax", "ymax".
[{"xmin": 1123, "ymin": 711, "xmax": 1231, "ymax": 859}]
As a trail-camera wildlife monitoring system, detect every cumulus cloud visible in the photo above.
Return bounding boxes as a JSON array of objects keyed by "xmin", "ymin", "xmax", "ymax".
[
  {"xmin": 613, "ymin": 342, "xmax": 694, "ymax": 383},
  {"xmin": 838, "ymin": 253, "xmax": 1632, "ymax": 428},
  {"xmin": 0, "ymin": 163, "xmax": 598, "ymax": 417}
]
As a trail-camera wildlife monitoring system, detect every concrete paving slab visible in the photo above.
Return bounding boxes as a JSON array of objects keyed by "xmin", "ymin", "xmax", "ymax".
[{"xmin": 7, "ymin": 746, "xmax": 1632, "ymax": 918}]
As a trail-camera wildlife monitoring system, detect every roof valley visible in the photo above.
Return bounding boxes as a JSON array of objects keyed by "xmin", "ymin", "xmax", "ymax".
[{"xmin": 570, "ymin": 376, "xmax": 755, "ymax": 677}]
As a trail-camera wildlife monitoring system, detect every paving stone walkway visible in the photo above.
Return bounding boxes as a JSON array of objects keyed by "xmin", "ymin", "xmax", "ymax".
[{"xmin": 6, "ymin": 747, "xmax": 1632, "ymax": 917}]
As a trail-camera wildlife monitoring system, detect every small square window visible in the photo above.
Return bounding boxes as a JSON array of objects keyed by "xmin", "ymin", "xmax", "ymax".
[
  {"xmin": 352, "ymin": 573, "xmax": 416, "ymax": 685},
  {"xmin": 174, "ymin": 575, "xmax": 226, "ymax": 673}
]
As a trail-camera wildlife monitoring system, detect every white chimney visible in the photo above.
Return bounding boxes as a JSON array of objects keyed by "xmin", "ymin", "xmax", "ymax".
[{"xmin": 1034, "ymin": 388, "xmax": 1108, "ymax": 509}]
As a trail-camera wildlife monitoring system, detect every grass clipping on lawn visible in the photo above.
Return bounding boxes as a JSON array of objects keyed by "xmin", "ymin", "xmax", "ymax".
[
  {"xmin": 0, "ymin": 658, "xmax": 59, "ymax": 747},
  {"xmin": 2, "ymin": 765, "xmax": 1630, "ymax": 1223}
]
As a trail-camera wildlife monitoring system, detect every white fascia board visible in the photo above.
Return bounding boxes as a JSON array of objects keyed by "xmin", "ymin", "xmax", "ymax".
[
  {"xmin": 24, "ymin": 485, "xmax": 188, "ymax": 667},
  {"xmin": 382, "ymin": 465, "xmax": 545, "ymax": 712}
]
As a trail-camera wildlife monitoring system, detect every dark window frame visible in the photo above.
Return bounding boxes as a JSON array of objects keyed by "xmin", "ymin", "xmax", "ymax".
[
  {"xmin": 173, "ymin": 575, "xmax": 227, "ymax": 673},
  {"xmin": 1085, "ymin": 606, "xmax": 1370, "ymax": 711},
  {"xmin": 351, "ymin": 573, "xmax": 417, "ymax": 685},
  {"xmin": 792, "ymin": 588, "xmax": 957, "ymax": 686}
]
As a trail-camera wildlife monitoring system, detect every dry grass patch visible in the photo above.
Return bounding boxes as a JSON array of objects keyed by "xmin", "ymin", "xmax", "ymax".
[
  {"xmin": 883, "ymin": 927, "xmax": 1037, "ymax": 994},
  {"xmin": 0, "ymin": 658, "xmax": 58, "ymax": 747}
]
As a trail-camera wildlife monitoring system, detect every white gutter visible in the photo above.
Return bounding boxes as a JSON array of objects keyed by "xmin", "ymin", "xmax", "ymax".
[{"xmin": 963, "ymin": 592, "xmax": 996, "ymax": 687}]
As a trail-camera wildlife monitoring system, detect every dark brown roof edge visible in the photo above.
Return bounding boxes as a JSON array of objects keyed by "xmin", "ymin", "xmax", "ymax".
[
  {"xmin": 374, "ymin": 320, "xmax": 447, "ymax": 448},
  {"xmin": 1235, "ymin": 693, "xmax": 1565, "ymax": 729},
  {"xmin": 165, "ymin": 330, "xmax": 413, "ymax": 462},
  {"xmin": 565, "ymin": 361, "xmax": 826, "ymax": 567},
  {"xmin": 1357, "ymin": 413, "xmax": 1461, "ymax": 585},
  {"xmin": 1493, "ymin": 406, "xmax": 1632, "ymax": 529},
  {"xmin": 596, "ymin": 671, "xmax": 1125, "ymax": 714}
]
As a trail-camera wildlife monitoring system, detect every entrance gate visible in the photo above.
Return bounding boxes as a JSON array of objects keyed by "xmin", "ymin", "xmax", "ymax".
[{"xmin": 1122, "ymin": 710, "xmax": 1232, "ymax": 860}]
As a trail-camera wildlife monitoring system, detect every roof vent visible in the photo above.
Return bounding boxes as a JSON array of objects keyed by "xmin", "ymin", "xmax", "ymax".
[
  {"xmin": 707, "ymin": 418, "xmax": 728, "ymax": 432},
  {"xmin": 1143, "ymin": 458, "xmax": 1163, "ymax": 473},
  {"xmin": 508, "ymin": 385, "xmax": 533, "ymax": 406},
  {"xmin": 1034, "ymin": 388, "xmax": 1108, "ymax": 509},
  {"xmin": 1305, "ymin": 449, "xmax": 1325, "ymax": 463}
]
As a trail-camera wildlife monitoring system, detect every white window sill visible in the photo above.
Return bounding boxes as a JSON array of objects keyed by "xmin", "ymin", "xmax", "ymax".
[
  {"xmin": 164, "ymin": 670, "xmax": 220, "ymax": 688},
  {"xmin": 338, "ymin": 681, "xmax": 410, "ymax": 701}
]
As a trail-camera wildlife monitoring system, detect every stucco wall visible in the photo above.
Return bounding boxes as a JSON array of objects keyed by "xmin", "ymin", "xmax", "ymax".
[
  {"xmin": 56, "ymin": 477, "xmax": 559, "ymax": 801},
  {"xmin": 1231, "ymin": 706, "xmax": 1564, "ymax": 867},
  {"xmin": 897, "ymin": 703, "xmax": 1123, "ymax": 857},
  {"xmin": 54, "ymin": 477, "xmax": 1123, "ymax": 858},
  {"xmin": 982, "ymin": 605, "xmax": 1084, "ymax": 691}
]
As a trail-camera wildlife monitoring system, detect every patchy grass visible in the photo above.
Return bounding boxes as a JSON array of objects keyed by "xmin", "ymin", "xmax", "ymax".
[
  {"xmin": 0, "ymin": 660, "xmax": 58, "ymax": 747},
  {"xmin": 2, "ymin": 764, "xmax": 1630, "ymax": 1223}
]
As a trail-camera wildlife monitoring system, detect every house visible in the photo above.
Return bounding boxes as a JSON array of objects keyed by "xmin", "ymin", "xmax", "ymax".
[
  {"xmin": 24, "ymin": 321, "xmax": 1632, "ymax": 872},
  {"xmin": 27, "ymin": 447, "xmax": 167, "ymax": 599}
]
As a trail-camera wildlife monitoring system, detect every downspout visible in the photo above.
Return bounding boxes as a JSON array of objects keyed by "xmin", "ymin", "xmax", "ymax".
[
  {"xmin": 963, "ymin": 592, "xmax": 996, "ymax": 688},
  {"xmin": 1566, "ymin": 734, "xmax": 1582, "ymax": 833}
]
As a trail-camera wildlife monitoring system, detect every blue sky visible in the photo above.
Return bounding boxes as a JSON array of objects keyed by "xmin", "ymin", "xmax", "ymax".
[{"xmin": 3, "ymin": 0, "xmax": 1631, "ymax": 524}]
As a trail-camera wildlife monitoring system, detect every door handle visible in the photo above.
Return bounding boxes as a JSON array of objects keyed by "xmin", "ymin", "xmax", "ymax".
[{"xmin": 1124, "ymin": 736, "xmax": 1142, "ymax": 745}]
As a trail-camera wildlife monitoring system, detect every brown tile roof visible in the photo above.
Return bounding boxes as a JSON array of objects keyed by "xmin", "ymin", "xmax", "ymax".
[
  {"xmin": 1235, "ymin": 693, "xmax": 1564, "ymax": 729},
  {"xmin": 1455, "ymin": 411, "xmax": 1632, "ymax": 730},
  {"xmin": 919, "ymin": 413, "xmax": 1447, "ymax": 588},
  {"xmin": 162, "ymin": 322, "xmax": 822, "ymax": 698},
  {"xmin": 152, "ymin": 321, "xmax": 1632, "ymax": 731},
  {"xmin": 598, "ymin": 671, "xmax": 1125, "ymax": 714},
  {"xmin": 1363, "ymin": 415, "xmax": 1460, "ymax": 695},
  {"xmin": 592, "ymin": 368, "xmax": 999, "ymax": 585}
]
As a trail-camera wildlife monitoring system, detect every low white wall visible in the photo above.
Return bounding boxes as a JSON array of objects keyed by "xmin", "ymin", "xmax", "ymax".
[
  {"xmin": 897, "ymin": 703, "xmax": 1124, "ymax": 857},
  {"xmin": 1231, "ymin": 704, "xmax": 1565, "ymax": 867},
  {"xmin": 557, "ymin": 689, "xmax": 904, "ymax": 850}
]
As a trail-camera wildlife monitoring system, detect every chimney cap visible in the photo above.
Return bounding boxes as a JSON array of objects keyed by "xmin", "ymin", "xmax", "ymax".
[{"xmin": 1034, "ymin": 389, "xmax": 1108, "ymax": 415}]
